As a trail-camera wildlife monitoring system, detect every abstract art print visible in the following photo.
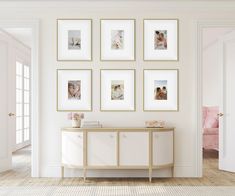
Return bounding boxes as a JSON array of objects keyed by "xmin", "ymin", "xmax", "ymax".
[
  {"xmin": 57, "ymin": 69, "xmax": 92, "ymax": 111},
  {"xmin": 101, "ymin": 19, "xmax": 135, "ymax": 61},
  {"xmin": 144, "ymin": 19, "xmax": 178, "ymax": 61},
  {"xmin": 57, "ymin": 19, "xmax": 92, "ymax": 61},
  {"xmin": 100, "ymin": 69, "xmax": 135, "ymax": 111},
  {"xmin": 144, "ymin": 69, "xmax": 178, "ymax": 111}
]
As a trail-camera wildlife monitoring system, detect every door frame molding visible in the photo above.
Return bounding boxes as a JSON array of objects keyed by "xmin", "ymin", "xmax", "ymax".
[
  {"xmin": 195, "ymin": 20, "xmax": 235, "ymax": 177},
  {"xmin": 0, "ymin": 19, "xmax": 40, "ymax": 177}
]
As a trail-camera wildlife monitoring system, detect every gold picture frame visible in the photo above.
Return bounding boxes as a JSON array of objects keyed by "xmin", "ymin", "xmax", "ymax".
[
  {"xmin": 100, "ymin": 69, "xmax": 136, "ymax": 111},
  {"xmin": 100, "ymin": 19, "xmax": 136, "ymax": 61},
  {"xmin": 57, "ymin": 19, "xmax": 93, "ymax": 61},
  {"xmin": 57, "ymin": 69, "xmax": 93, "ymax": 112},
  {"xmin": 143, "ymin": 69, "xmax": 179, "ymax": 112},
  {"xmin": 143, "ymin": 19, "xmax": 179, "ymax": 61}
]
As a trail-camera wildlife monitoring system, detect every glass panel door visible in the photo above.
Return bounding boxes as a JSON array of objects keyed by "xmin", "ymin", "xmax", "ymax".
[
  {"xmin": 16, "ymin": 61, "xmax": 23, "ymax": 145},
  {"xmin": 15, "ymin": 61, "xmax": 30, "ymax": 148}
]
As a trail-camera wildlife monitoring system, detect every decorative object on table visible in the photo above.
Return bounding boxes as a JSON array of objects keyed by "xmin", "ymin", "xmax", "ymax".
[
  {"xmin": 100, "ymin": 19, "xmax": 135, "ymax": 61},
  {"xmin": 57, "ymin": 19, "xmax": 92, "ymax": 61},
  {"xmin": 68, "ymin": 112, "xmax": 84, "ymax": 128},
  {"xmin": 145, "ymin": 120, "xmax": 166, "ymax": 128},
  {"xmin": 143, "ymin": 19, "xmax": 178, "ymax": 61},
  {"xmin": 100, "ymin": 69, "xmax": 135, "ymax": 111},
  {"xmin": 57, "ymin": 69, "xmax": 92, "ymax": 111},
  {"xmin": 143, "ymin": 69, "xmax": 178, "ymax": 111},
  {"xmin": 82, "ymin": 121, "xmax": 102, "ymax": 128}
]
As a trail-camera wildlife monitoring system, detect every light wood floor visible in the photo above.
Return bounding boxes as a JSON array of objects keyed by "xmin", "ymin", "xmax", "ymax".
[{"xmin": 1, "ymin": 147, "xmax": 235, "ymax": 186}]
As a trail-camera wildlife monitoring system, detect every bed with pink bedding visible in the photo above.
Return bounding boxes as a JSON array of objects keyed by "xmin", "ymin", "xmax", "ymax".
[{"xmin": 203, "ymin": 106, "xmax": 219, "ymax": 151}]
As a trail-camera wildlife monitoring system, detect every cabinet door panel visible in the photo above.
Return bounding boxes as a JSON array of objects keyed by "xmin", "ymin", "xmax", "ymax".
[
  {"xmin": 153, "ymin": 131, "xmax": 173, "ymax": 166},
  {"xmin": 87, "ymin": 132, "xmax": 117, "ymax": 166},
  {"xmin": 120, "ymin": 132, "xmax": 149, "ymax": 166},
  {"xmin": 62, "ymin": 131, "xmax": 83, "ymax": 166}
]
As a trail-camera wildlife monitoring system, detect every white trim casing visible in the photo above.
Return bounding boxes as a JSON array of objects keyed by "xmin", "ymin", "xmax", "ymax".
[
  {"xmin": 0, "ymin": 19, "xmax": 40, "ymax": 177},
  {"xmin": 195, "ymin": 20, "xmax": 235, "ymax": 178}
]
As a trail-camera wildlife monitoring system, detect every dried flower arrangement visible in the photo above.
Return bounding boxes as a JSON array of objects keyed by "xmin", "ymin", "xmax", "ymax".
[
  {"xmin": 67, "ymin": 112, "xmax": 84, "ymax": 120},
  {"xmin": 68, "ymin": 113, "xmax": 84, "ymax": 128}
]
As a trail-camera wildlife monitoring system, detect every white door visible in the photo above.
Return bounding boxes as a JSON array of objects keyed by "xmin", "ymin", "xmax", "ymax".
[
  {"xmin": 0, "ymin": 33, "xmax": 12, "ymax": 172},
  {"xmin": 87, "ymin": 132, "xmax": 117, "ymax": 166},
  {"xmin": 218, "ymin": 30, "xmax": 235, "ymax": 172},
  {"xmin": 119, "ymin": 132, "xmax": 149, "ymax": 166}
]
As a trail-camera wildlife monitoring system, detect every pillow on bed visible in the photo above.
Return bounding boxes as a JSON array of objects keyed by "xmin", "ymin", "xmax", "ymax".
[
  {"xmin": 204, "ymin": 116, "xmax": 218, "ymax": 128},
  {"xmin": 203, "ymin": 106, "xmax": 219, "ymax": 128}
]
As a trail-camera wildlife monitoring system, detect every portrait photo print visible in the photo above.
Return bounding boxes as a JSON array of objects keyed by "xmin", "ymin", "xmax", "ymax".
[
  {"xmin": 111, "ymin": 30, "xmax": 124, "ymax": 50},
  {"xmin": 154, "ymin": 80, "xmax": 167, "ymax": 100},
  {"xmin": 154, "ymin": 30, "xmax": 167, "ymax": 50},
  {"xmin": 111, "ymin": 80, "xmax": 124, "ymax": 100},
  {"xmin": 68, "ymin": 80, "xmax": 81, "ymax": 100},
  {"xmin": 68, "ymin": 30, "xmax": 81, "ymax": 50}
]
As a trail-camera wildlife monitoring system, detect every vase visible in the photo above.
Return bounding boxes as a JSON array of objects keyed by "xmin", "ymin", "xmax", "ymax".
[{"xmin": 71, "ymin": 119, "xmax": 81, "ymax": 128}]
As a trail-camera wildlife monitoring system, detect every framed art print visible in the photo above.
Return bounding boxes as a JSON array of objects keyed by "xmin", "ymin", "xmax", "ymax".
[
  {"xmin": 57, "ymin": 69, "xmax": 92, "ymax": 111},
  {"xmin": 143, "ymin": 69, "xmax": 178, "ymax": 111},
  {"xmin": 100, "ymin": 69, "xmax": 135, "ymax": 111},
  {"xmin": 100, "ymin": 19, "xmax": 135, "ymax": 61},
  {"xmin": 57, "ymin": 19, "xmax": 92, "ymax": 61},
  {"xmin": 144, "ymin": 19, "xmax": 178, "ymax": 61}
]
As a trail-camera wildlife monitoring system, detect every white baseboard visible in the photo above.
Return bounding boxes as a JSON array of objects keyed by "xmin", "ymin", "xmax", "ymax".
[
  {"xmin": 0, "ymin": 158, "xmax": 11, "ymax": 173},
  {"xmin": 40, "ymin": 164, "xmax": 196, "ymax": 178}
]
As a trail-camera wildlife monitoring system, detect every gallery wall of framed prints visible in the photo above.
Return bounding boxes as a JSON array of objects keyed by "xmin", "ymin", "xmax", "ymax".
[{"xmin": 56, "ymin": 18, "xmax": 179, "ymax": 112}]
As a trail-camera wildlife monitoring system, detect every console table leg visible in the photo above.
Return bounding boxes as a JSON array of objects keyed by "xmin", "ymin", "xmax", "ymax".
[
  {"xmin": 149, "ymin": 169, "xmax": 152, "ymax": 183},
  {"xmin": 172, "ymin": 166, "xmax": 174, "ymax": 177},
  {"xmin": 83, "ymin": 168, "xmax": 87, "ymax": 182},
  {"xmin": 61, "ymin": 166, "xmax": 64, "ymax": 178}
]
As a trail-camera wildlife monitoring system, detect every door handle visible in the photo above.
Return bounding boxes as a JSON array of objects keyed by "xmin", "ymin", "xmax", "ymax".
[
  {"xmin": 217, "ymin": 113, "xmax": 224, "ymax": 117},
  {"xmin": 8, "ymin": 113, "xmax": 15, "ymax": 117}
]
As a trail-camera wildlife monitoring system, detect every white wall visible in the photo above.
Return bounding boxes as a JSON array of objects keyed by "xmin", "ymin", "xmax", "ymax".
[
  {"xmin": 202, "ymin": 28, "xmax": 235, "ymax": 107},
  {"xmin": 1, "ymin": 1, "xmax": 235, "ymax": 177}
]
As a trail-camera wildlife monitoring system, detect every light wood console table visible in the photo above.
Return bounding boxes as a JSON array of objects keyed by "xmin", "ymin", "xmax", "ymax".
[{"xmin": 61, "ymin": 127, "xmax": 174, "ymax": 182}]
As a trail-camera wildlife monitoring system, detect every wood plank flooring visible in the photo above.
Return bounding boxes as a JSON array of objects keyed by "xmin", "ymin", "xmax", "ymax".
[{"xmin": 1, "ymin": 147, "xmax": 235, "ymax": 186}]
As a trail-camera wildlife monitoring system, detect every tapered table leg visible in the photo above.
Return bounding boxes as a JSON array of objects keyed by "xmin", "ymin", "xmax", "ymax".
[{"xmin": 61, "ymin": 166, "xmax": 64, "ymax": 178}]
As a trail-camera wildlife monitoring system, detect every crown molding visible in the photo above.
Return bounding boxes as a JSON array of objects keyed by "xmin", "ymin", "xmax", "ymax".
[{"xmin": 1, "ymin": 1, "xmax": 235, "ymax": 11}]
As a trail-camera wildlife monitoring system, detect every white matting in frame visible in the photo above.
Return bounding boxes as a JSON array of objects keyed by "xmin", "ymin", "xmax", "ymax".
[
  {"xmin": 57, "ymin": 19, "xmax": 92, "ymax": 61},
  {"xmin": 101, "ymin": 19, "xmax": 135, "ymax": 61},
  {"xmin": 57, "ymin": 69, "xmax": 92, "ymax": 111},
  {"xmin": 100, "ymin": 70, "xmax": 135, "ymax": 111},
  {"xmin": 144, "ymin": 19, "xmax": 178, "ymax": 61},
  {"xmin": 144, "ymin": 69, "xmax": 178, "ymax": 111}
]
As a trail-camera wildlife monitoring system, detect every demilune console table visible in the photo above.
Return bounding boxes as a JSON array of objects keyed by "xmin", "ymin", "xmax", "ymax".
[{"xmin": 61, "ymin": 127, "xmax": 174, "ymax": 182}]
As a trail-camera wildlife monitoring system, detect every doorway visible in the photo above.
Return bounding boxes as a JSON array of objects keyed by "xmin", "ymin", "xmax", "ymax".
[
  {"xmin": 202, "ymin": 27, "xmax": 234, "ymax": 173},
  {"xmin": 196, "ymin": 21, "xmax": 235, "ymax": 177},
  {"xmin": 0, "ymin": 20, "xmax": 39, "ymax": 177}
]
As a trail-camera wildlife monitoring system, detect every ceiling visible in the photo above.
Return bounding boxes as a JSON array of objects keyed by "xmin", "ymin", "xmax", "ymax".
[
  {"xmin": 0, "ymin": 0, "xmax": 235, "ymax": 2},
  {"xmin": 3, "ymin": 28, "xmax": 32, "ymax": 48}
]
